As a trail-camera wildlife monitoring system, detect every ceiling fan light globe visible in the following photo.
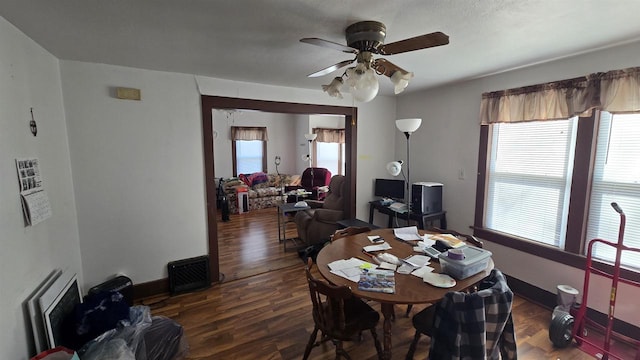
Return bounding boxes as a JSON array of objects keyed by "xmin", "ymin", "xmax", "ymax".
[{"xmin": 349, "ymin": 67, "xmax": 379, "ymax": 102}]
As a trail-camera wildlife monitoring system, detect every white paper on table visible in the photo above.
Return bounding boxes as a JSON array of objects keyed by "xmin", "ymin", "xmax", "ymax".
[
  {"xmin": 378, "ymin": 262, "xmax": 397, "ymax": 271},
  {"xmin": 418, "ymin": 237, "xmax": 437, "ymax": 248},
  {"xmin": 328, "ymin": 258, "xmax": 376, "ymax": 282},
  {"xmin": 397, "ymin": 263, "xmax": 415, "ymax": 274},
  {"xmin": 327, "ymin": 258, "xmax": 364, "ymax": 271},
  {"xmin": 363, "ymin": 242, "xmax": 392, "ymax": 252},
  {"xmin": 330, "ymin": 270, "xmax": 360, "ymax": 282},
  {"xmin": 367, "ymin": 235, "xmax": 383, "ymax": 243},
  {"xmin": 393, "ymin": 226, "xmax": 422, "ymax": 241},
  {"xmin": 411, "ymin": 266, "xmax": 435, "ymax": 278},
  {"xmin": 405, "ymin": 255, "xmax": 430, "ymax": 267}
]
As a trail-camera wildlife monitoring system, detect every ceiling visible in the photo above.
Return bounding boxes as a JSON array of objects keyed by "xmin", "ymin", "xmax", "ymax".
[{"xmin": 2, "ymin": 0, "xmax": 640, "ymax": 96}]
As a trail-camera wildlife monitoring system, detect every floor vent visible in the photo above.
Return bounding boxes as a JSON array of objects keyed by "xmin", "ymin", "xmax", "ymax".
[{"xmin": 168, "ymin": 255, "xmax": 211, "ymax": 295}]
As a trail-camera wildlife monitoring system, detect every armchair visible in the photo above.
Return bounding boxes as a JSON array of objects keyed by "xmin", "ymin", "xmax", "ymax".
[
  {"xmin": 286, "ymin": 167, "xmax": 332, "ymax": 201},
  {"xmin": 294, "ymin": 175, "xmax": 345, "ymax": 246}
]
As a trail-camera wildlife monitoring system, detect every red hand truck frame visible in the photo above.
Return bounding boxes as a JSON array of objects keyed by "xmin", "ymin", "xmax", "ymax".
[{"xmin": 550, "ymin": 202, "xmax": 640, "ymax": 360}]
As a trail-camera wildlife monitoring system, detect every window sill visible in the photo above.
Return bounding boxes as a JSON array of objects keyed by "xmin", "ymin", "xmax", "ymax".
[{"xmin": 473, "ymin": 227, "xmax": 640, "ymax": 284}]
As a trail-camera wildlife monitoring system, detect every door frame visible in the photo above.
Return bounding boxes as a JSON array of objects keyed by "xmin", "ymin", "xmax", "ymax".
[{"xmin": 201, "ymin": 95, "xmax": 358, "ymax": 283}]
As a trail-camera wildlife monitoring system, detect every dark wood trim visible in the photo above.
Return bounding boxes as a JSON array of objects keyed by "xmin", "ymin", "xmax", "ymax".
[
  {"xmin": 564, "ymin": 114, "xmax": 596, "ymax": 254},
  {"xmin": 201, "ymin": 96, "xmax": 219, "ymax": 285},
  {"xmin": 201, "ymin": 96, "xmax": 358, "ymax": 283},
  {"xmin": 231, "ymin": 140, "xmax": 238, "ymax": 176},
  {"xmin": 473, "ymin": 125, "xmax": 489, "ymax": 228},
  {"xmin": 133, "ymin": 277, "xmax": 169, "ymax": 301}
]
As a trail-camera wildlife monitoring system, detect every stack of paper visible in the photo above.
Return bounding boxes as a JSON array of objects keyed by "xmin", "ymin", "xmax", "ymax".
[
  {"xmin": 429, "ymin": 233, "xmax": 466, "ymax": 248},
  {"xmin": 327, "ymin": 258, "xmax": 376, "ymax": 282},
  {"xmin": 393, "ymin": 226, "xmax": 422, "ymax": 241}
]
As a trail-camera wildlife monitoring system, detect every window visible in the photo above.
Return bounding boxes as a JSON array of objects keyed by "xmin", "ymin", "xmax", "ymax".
[
  {"xmin": 315, "ymin": 142, "xmax": 345, "ymax": 175},
  {"xmin": 475, "ymin": 66, "xmax": 640, "ymax": 278},
  {"xmin": 476, "ymin": 111, "xmax": 640, "ymax": 273},
  {"xmin": 313, "ymin": 128, "xmax": 345, "ymax": 175},
  {"xmin": 586, "ymin": 113, "xmax": 640, "ymax": 268},
  {"xmin": 485, "ymin": 119, "xmax": 577, "ymax": 248},
  {"xmin": 234, "ymin": 140, "xmax": 264, "ymax": 174},
  {"xmin": 231, "ymin": 126, "xmax": 267, "ymax": 176}
]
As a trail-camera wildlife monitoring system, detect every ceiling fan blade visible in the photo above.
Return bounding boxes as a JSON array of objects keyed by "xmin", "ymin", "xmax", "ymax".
[
  {"xmin": 308, "ymin": 59, "xmax": 355, "ymax": 78},
  {"xmin": 300, "ymin": 38, "xmax": 358, "ymax": 53},
  {"xmin": 379, "ymin": 31, "xmax": 449, "ymax": 55},
  {"xmin": 373, "ymin": 58, "xmax": 409, "ymax": 77}
]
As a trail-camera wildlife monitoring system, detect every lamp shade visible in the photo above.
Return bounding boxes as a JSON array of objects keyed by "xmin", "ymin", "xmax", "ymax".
[
  {"xmin": 390, "ymin": 70, "xmax": 414, "ymax": 94},
  {"xmin": 386, "ymin": 160, "xmax": 403, "ymax": 176},
  {"xmin": 304, "ymin": 133, "xmax": 317, "ymax": 141},
  {"xmin": 322, "ymin": 77, "xmax": 344, "ymax": 98},
  {"xmin": 395, "ymin": 118, "xmax": 422, "ymax": 133}
]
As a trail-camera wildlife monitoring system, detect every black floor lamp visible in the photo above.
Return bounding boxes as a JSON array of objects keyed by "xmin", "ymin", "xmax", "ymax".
[{"xmin": 394, "ymin": 118, "xmax": 422, "ymax": 224}]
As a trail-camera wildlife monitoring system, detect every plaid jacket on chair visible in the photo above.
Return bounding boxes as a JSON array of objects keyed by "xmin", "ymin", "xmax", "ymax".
[{"xmin": 428, "ymin": 269, "xmax": 517, "ymax": 360}]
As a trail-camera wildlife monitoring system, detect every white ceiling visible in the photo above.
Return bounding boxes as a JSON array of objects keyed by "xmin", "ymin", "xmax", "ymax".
[{"xmin": 2, "ymin": 0, "xmax": 640, "ymax": 96}]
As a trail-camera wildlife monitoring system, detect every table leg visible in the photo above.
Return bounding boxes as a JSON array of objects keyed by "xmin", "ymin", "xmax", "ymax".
[{"xmin": 380, "ymin": 303, "xmax": 394, "ymax": 360}]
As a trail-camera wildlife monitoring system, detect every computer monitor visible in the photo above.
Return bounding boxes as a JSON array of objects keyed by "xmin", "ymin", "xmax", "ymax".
[{"xmin": 374, "ymin": 178, "xmax": 405, "ymax": 200}]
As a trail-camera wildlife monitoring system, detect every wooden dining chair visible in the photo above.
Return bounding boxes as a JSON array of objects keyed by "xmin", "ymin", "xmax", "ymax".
[
  {"xmin": 330, "ymin": 226, "xmax": 371, "ymax": 242},
  {"xmin": 303, "ymin": 258, "xmax": 383, "ymax": 360}
]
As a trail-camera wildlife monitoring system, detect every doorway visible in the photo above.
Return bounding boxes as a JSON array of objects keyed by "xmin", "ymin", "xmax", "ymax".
[{"xmin": 201, "ymin": 96, "xmax": 358, "ymax": 283}]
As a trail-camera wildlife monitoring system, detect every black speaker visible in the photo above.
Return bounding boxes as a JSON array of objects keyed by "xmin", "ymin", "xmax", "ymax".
[{"xmin": 411, "ymin": 182, "xmax": 443, "ymax": 214}]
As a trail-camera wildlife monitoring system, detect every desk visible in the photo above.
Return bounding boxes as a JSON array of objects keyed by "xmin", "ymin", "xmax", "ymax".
[
  {"xmin": 369, "ymin": 200, "xmax": 447, "ymax": 229},
  {"xmin": 315, "ymin": 228, "xmax": 493, "ymax": 360},
  {"xmin": 277, "ymin": 203, "xmax": 309, "ymax": 251}
]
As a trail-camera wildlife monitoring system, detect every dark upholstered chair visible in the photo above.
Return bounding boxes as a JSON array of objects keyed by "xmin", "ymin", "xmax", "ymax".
[
  {"xmin": 303, "ymin": 258, "xmax": 383, "ymax": 360},
  {"xmin": 286, "ymin": 167, "xmax": 332, "ymax": 201},
  {"xmin": 295, "ymin": 175, "xmax": 346, "ymax": 246},
  {"xmin": 406, "ymin": 269, "xmax": 516, "ymax": 360}
]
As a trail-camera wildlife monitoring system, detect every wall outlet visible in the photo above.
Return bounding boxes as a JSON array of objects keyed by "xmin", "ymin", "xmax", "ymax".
[{"xmin": 458, "ymin": 168, "xmax": 465, "ymax": 180}]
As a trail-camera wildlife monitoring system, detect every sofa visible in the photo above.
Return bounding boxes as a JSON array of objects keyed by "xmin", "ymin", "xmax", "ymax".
[{"xmin": 221, "ymin": 172, "xmax": 300, "ymax": 214}]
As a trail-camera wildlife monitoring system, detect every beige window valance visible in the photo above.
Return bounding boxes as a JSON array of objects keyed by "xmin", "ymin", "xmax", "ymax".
[
  {"xmin": 314, "ymin": 128, "xmax": 345, "ymax": 143},
  {"xmin": 480, "ymin": 66, "xmax": 640, "ymax": 124},
  {"xmin": 231, "ymin": 126, "xmax": 268, "ymax": 141}
]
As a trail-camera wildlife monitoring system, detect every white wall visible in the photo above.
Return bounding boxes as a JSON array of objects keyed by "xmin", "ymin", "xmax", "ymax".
[
  {"xmin": 397, "ymin": 40, "xmax": 640, "ymax": 326},
  {"xmin": 0, "ymin": 17, "xmax": 82, "ymax": 359},
  {"xmin": 59, "ymin": 61, "xmax": 397, "ymax": 292}
]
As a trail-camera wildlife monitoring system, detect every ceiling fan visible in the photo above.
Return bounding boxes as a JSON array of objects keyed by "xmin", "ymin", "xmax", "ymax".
[{"xmin": 300, "ymin": 21, "xmax": 449, "ymax": 101}]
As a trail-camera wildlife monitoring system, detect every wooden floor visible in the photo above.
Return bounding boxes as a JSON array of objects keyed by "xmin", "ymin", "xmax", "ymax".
[{"xmin": 144, "ymin": 208, "xmax": 608, "ymax": 359}]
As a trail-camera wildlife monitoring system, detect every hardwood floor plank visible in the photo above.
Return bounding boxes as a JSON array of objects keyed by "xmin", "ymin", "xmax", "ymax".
[{"xmin": 143, "ymin": 207, "xmax": 627, "ymax": 359}]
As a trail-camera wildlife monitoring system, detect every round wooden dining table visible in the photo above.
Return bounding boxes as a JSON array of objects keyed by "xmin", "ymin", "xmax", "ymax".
[{"xmin": 315, "ymin": 228, "xmax": 494, "ymax": 360}]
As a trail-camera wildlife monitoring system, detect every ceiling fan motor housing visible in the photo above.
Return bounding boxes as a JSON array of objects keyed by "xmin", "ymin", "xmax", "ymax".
[{"xmin": 346, "ymin": 21, "xmax": 386, "ymax": 53}]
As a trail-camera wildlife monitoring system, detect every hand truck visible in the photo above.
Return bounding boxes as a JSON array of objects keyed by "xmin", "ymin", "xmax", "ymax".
[{"xmin": 550, "ymin": 202, "xmax": 640, "ymax": 359}]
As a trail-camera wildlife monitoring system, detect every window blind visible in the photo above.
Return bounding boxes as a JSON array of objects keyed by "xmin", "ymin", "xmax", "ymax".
[
  {"xmin": 485, "ymin": 119, "xmax": 577, "ymax": 247},
  {"xmin": 586, "ymin": 112, "xmax": 640, "ymax": 269}
]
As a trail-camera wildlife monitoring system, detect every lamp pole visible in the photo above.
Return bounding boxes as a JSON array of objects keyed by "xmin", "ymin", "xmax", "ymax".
[{"xmin": 404, "ymin": 131, "xmax": 412, "ymax": 224}]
